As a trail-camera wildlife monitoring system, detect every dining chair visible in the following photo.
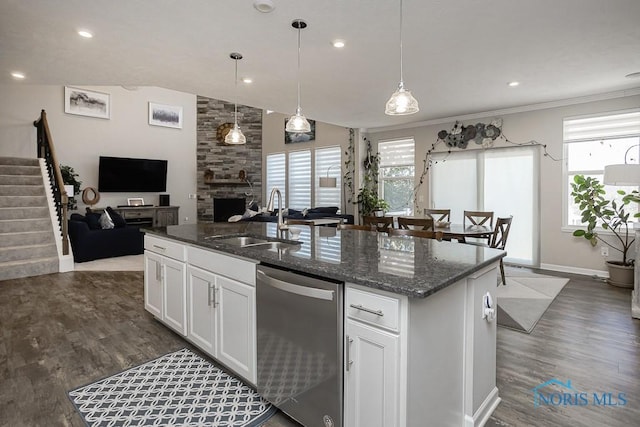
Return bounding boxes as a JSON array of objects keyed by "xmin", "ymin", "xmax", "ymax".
[
  {"xmin": 424, "ymin": 209, "xmax": 451, "ymax": 222},
  {"xmin": 388, "ymin": 228, "xmax": 443, "ymax": 241},
  {"xmin": 337, "ymin": 223, "xmax": 376, "ymax": 231},
  {"xmin": 362, "ymin": 215, "xmax": 394, "ymax": 232},
  {"xmin": 398, "ymin": 217, "xmax": 434, "ymax": 231},
  {"xmin": 463, "ymin": 210, "xmax": 494, "ymax": 244},
  {"xmin": 465, "ymin": 215, "xmax": 513, "ymax": 286}
]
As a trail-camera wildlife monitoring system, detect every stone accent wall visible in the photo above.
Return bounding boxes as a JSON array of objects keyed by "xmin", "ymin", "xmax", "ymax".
[{"xmin": 196, "ymin": 96, "xmax": 262, "ymax": 221}]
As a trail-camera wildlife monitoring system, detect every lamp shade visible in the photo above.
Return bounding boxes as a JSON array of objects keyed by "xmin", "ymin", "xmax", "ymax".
[
  {"xmin": 224, "ymin": 123, "xmax": 246, "ymax": 144},
  {"xmin": 385, "ymin": 84, "xmax": 419, "ymax": 116},
  {"xmin": 603, "ymin": 164, "xmax": 640, "ymax": 185},
  {"xmin": 286, "ymin": 110, "xmax": 311, "ymax": 133},
  {"xmin": 319, "ymin": 176, "xmax": 337, "ymax": 187}
]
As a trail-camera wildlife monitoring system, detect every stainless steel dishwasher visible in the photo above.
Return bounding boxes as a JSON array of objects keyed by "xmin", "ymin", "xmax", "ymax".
[{"xmin": 256, "ymin": 265, "xmax": 343, "ymax": 427}]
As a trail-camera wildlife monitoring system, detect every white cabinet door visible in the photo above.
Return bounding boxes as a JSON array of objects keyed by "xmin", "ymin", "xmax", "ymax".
[
  {"xmin": 216, "ymin": 275, "xmax": 256, "ymax": 384},
  {"xmin": 161, "ymin": 256, "xmax": 187, "ymax": 336},
  {"xmin": 144, "ymin": 251, "xmax": 163, "ymax": 318},
  {"xmin": 345, "ymin": 319, "xmax": 400, "ymax": 427},
  {"xmin": 187, "ymin": 265, "xmax": 217, "ymax": 356}
]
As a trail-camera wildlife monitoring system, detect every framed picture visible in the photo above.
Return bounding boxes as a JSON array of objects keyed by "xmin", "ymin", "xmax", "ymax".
[
  {"xmin": 149, "ymin": 102, "xmax": 183, "ymax": 129},
  {"xmin": 127, "ymin": 198, "xmax": 145, "ymax": 206},
  {"xmin": 64, "ymin": 86, "xmax": 110, "ymax": 119},
  {"xmin": 285, "ymin": 119, "xmax": 315, "ymax": 143}
]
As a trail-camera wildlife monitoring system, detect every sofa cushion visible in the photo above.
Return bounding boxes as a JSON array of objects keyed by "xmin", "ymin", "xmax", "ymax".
[
  {"xmin": 99, "ymin": 211, "xmax": 114, "ymax": 229},
  {"xmin": 308, "ymin": 206, "xmax": 339, "ymax": 214},
  {"xmin": 86, "ymin": 213, "xmax": 102, "ymax": 230},
  {"xmin": 106, "ymin": 206, "xmax": 127, "ymax": 228}
]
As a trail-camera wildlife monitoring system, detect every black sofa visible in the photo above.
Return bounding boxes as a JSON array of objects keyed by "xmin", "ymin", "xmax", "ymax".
[{"xmin": 68, "ymin": 212, "xmax": 144, "ymax": 262}]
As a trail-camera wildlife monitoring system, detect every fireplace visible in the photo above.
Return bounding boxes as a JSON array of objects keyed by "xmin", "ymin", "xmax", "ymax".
[{"xmin": 213, "ymin": 197, "xmax": 246, "ymax": 222}]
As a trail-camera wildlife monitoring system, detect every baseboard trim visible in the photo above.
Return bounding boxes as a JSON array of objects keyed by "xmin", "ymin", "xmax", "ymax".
[
  {"xmin": 465, "ymin": 387, "xmax": 501, "ymax": 427},
  {"xmin": 539, "ymin": 263, "xmax": 608, "ymax": 278}
]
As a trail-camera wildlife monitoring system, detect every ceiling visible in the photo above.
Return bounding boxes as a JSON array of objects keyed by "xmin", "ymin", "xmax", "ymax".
[{"xmin": 1, "ymin": 0, "xmax": 639, "ymax": 130}]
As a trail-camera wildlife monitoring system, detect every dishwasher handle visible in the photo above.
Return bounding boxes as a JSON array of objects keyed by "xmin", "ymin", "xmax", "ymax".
[{"xmin": 257, "ymin": 270, "xmax": 335, "ymax": 301}]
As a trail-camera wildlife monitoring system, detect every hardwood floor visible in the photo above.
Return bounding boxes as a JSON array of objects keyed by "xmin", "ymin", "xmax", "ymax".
[{"xmin": 0, "ymin": 270, "xmax": 637, "ymax": 426}]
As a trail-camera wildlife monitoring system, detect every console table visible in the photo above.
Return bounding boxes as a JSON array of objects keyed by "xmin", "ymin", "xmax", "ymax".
[{"xmin": 107, "ymin": 206, "xmax": 179, "ymax": 227}]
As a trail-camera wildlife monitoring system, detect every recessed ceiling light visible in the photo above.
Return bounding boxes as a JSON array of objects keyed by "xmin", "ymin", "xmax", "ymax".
[
  {"xmin": 11, "ymin": 71, "xmax": 25, "ymax": 80},
  {"xmin": 253, "ymin": 0, "xmax": 275, "ymax": 13},
  {"xmin": 625, "ymin": 72, "xmax": 640, "ymax": 79},
  {"xmin": 77, "ymin": 30, "xmax": 93, "ymax": 38},
  {"xmin": 332, "ymin": 40, "xmax": 345, "ymax": 48},
  {"xmin": 508, "ymin": 81, "xmax": 520, "ymax": 87},
  {"xmin": 242, "ymin": 77, "xmax": 253, "ymax": 84}
]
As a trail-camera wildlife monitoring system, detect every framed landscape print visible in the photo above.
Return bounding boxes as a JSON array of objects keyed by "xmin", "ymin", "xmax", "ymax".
[
  {"xmin": 284, "ymin": 118, "xmax": 316, "ymax": 143},
  {"xmin": 149, "ymin": 102, "xmax": 183, "ymax": 129},
  {"xmin": 64, "ymin": 86, "xmax": 110, "ymax": 119}
]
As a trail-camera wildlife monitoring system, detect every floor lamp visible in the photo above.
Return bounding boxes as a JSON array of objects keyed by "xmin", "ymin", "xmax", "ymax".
[{"xmin": 603, "ymin": 157, "xmax": 640, "ymax": 319}]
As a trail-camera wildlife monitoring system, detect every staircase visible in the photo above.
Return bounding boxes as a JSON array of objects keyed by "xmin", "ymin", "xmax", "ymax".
[{"xmin": 0, "ymin": 157, "xmax": 59, "ymax": 281}]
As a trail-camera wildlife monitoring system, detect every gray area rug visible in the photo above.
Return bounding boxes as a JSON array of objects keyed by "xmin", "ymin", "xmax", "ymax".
[
  {"xmin": 68, "ymin": 348, "xmax": 276, "ymax": 427},
  {"xmin": 497, "ymin": 269, "xmax": 569, "ymax": 334}
]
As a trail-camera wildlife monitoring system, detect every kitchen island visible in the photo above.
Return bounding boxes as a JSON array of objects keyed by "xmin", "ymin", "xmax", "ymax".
[{"xmin": 143, "ymin": 222, "xmax": 505, "ymax": 427}]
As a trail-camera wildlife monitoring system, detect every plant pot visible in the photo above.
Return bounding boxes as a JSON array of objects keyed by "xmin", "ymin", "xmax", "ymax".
[{"xmin": 606, "ymin": 261, "xmax": 634, "ymax": 288}]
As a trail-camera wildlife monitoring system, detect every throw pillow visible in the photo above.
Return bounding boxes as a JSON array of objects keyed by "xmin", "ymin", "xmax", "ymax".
[
  {"xmin": 70, "ymin": 213, "xmax": 86, "ymax": 222},
  {"xmin": 99, "ymin": 211, "xmax": 114, "ymax": 229},
  {"xmin": 106, "ymin": 206, "xmax": 127, "ymax": 228},
  {"xmin": 86, "ymin": 213, "xmax": 102, "ymax": 230}
]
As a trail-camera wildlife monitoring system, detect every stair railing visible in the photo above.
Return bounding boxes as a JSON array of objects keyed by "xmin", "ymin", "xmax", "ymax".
[{"xmin": 34, "ymin": 109, "xmax": 69, "ymax": 255}]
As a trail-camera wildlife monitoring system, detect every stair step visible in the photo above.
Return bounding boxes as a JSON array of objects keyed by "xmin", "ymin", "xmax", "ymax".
[
  {"xmin": 0, "ymin": 218, "xmax": 52, "ymax": 233},
  {"xmin": 0, "ymin": 195, "xmax": 47, "ymax": 208},
  {"xmin": 0, "ymin": 243, "xmax": 57, "ymax": 263},
  {"xmin": 0, "ymin": 257, "xmax": 59, "ymax": 282},
  {"xmin": 0, "ymin": 230, "xmax": 55, "ymax": 248},
  {"xmin": 0, "ymin": 175, "xmax": 44, "ymax": 185},
  {"xmin": 0, "ymin": 184, "xmax": 45, "ymax": 196},
  {"xmin": 0, "ymin": 165, "xmax": 42, "ymax": 176},
  {"xmin": 0, "ymin": 157, "xmax": 39, "ymax": 166},
  {"xmin": 0, "ymin": 207, "xmax": 50, "ymax": 220}
]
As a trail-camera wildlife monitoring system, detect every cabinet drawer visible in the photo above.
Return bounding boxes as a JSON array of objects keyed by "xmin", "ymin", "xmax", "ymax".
[
  {"xmin": 346, "ymin": 287, "xmax": 400, "ymax": 332},
  {"xmin": 123, "ymin": 210, "xmax": 146, "ymax": 218},
  {"xmin": 144, "ymin": 235, "xmax": 186, "ymax": 261},
  {"xmin": 187, "ymin": 245, "xmax": 257, "ymax": 286}
]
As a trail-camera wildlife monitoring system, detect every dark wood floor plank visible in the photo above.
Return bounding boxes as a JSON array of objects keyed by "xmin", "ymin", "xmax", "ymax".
[{"xmin": 1, "ymin": 270, "xmax": 638, "ymax": 426}]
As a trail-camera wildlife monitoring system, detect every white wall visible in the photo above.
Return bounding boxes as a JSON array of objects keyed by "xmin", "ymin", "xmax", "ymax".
[
  {"xmin": 368, "ymin": 93, "xmax": 640, "ymax": 275},
  {"xmin": 0, "ymin": 85, "xmax": 197, "ymax": 224},
  {"xmin": 262, "ymin": 111, "xmax": 354, "ymax": 214}
]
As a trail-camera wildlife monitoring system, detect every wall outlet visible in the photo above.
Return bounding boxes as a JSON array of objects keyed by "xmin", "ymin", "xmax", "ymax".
[
  {"xmin": 601, "ymin": 246, "xmax": 609, "ymax": 257},
  {"xmin": 184, "ymin": 217, "xmax": 189, "ymax": 222},
  {"xmin": 188, "ymin": 193, "xmax": 197, "ymax": 199}
]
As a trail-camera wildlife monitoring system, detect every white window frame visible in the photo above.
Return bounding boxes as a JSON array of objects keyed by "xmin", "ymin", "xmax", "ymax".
[
  {"xmin": 562, "ymin": 108, "xmax": 640, "ymax": 232},
  {"xmin": 378, "ymin": 138, "xmax": 415, "ymax": 215}
]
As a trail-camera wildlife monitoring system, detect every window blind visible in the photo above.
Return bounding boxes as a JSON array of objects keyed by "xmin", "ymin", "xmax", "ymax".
[
  {"xmin": 265, "ymin": 153, "xmax": 286, "ymax": 206},
  {"xmin": 564, "ymin": 109, "xmax": 640, "ymax": 142},
  {"xmin": 379, "ymin": 139, "xmax": 415, "ymax": 166},
  {"xmin": 315, "ymin": 146, "xmax": 341, "ymax": 208},
  {"xmin": 288, "ymin": 150, "xmax": 311, "ymax": 209}
]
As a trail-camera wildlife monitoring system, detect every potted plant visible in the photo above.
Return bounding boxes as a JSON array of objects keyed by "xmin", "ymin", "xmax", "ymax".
[
  {"xmin": 357, "ymin": 187, "xmax": 389, "ymax": 217},
  {"xmin": 570, "ymin": 174, "xmax": 636, "ymax": 287},
  {"xmin": 60, "ymin": 164, "xmax": 82, "ymax": 210}
]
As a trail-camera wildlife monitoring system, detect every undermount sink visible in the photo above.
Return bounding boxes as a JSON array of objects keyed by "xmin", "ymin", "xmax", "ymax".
[
  {"xmin": 244, "ymin": 241, "xmax": 300, "ymax": 251},
  {"xmin": 217, "ymin": 236, "xmax": 269, "ymax": 246}
]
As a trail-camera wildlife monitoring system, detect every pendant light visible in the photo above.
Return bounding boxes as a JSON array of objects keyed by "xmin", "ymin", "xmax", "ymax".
[
  {"xmin": 385, "ymin": 0, "xmax": 419, "ymax": 116},
  {"xmin": 225, "ymin": 52, "xmax": 247, "ymax": 144},
  {"xmin": 285, "ymin": 19, "xmax": 311, "ymax": 133}
]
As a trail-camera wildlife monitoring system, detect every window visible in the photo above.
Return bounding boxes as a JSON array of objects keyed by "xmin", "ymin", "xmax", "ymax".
[
  {"xmin": 288, "ymin": 150, "xmax": 311, "ymax": 209},
  {"xmin": 265, "ymin": 153, "xmax": 286, "ymax": 205},
  {"xmin": 315, "ymin": 146, "xmax": 341, "ymax": 208},
  {"xmin": 378, "ymin": 139, "xmax": 415, "ymax": 215},
  {"xmin": 564, "ymin": 110, "xmax": 640, "ymax": 227}
]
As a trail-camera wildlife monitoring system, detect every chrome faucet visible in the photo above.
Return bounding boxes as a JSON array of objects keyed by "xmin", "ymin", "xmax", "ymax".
[{"xmin": 267, "ymin": 187, "xmax": 289, "ymax": 237}]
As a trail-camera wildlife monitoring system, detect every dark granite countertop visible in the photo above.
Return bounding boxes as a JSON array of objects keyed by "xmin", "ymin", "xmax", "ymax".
[{"xmin": 143, "ymin": 222, "xmax": 505, "ymax": 298}]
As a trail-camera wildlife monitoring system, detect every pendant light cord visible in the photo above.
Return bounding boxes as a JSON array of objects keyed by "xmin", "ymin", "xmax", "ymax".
[
  {"xmin": 234, "ymin": 58, "xmax": 239, "ymax": 124},
  {"xmin": 296, "ymin": 25, "xmax": 302, "ymax": 113},
  {"xmin": 399, "ymin": 0, "xmax": 404, "ymax": 86}
]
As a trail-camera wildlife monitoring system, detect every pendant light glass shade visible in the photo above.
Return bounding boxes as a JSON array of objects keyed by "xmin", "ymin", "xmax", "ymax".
[
  {"xmin": 225, "ymin": 52, "xmax": 247, "ymax": 145},
  {"xmin": 385, "ymin": 0, "xmax": 419, "ymax": 116},
  {"xmin": 286, "ymin": 19, "xmax": 311, "ymax": 133}
]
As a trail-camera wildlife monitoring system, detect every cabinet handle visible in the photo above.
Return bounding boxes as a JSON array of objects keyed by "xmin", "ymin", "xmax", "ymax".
[
  {"xmin": 208, "ymin": 283, "xmax": 213, "ymax": 307},
  {"xmin": 346, "ymin": 335, "xmax": 353, "ymax": 372},
  {"xmin": 212, "ymin": 286, "xmax": 219, "ymax": 307},
  {"xmin": 153, "ymin": 245, "xmax": 166, "ymax": 251},
  {"xmin": 349, "ymin": 304, "xmax": 384, "ymax": 317}
]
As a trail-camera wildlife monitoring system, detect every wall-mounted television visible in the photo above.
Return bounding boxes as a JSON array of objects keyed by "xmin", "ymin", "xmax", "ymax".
[{"xmin": 98, "ymin": 156, "xmax": 168, "ymax": 192}]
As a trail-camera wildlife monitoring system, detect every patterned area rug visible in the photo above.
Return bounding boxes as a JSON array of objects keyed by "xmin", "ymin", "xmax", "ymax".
[
  {"xmin": 496, "ymin": 269, "xmax": 569, "ymax": 334},
  {"xmin": 68, "ymin": 348, "xmax": 276, "ymax": 427}
]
